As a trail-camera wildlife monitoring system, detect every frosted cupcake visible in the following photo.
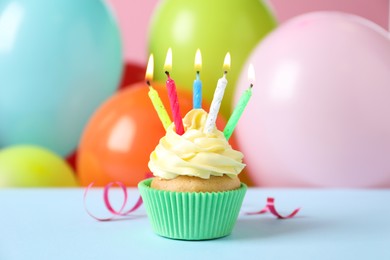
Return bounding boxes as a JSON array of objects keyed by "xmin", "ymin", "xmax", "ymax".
[{"xmin": 138, "ymin": 109, "xmax": 247, "ymax": 240}]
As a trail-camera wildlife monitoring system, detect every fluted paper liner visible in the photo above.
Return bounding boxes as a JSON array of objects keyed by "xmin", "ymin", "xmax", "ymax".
[{"xmin": 138, "ymin": 178, "xmax": 247, "ymax": 240}]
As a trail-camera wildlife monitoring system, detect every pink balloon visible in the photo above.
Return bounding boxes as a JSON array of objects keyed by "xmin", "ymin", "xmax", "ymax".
[
  {"xmin": 235, "ymin": 12, "xmax": 390, "ymax": 188},
  {"xmin": 270, "ymin": 0, "xmax": 388, "ymax": 30}
]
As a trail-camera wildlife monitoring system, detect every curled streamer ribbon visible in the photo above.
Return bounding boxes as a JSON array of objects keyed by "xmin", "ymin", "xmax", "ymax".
[
  {"xmin": 84, "ymin": 173, "xmax": 153, "ymax": 221},
  {"xmin": 83, "ymin": 181, "xmax": 143, "ymax": 221},
  {"xmin": 84, "ymin": 180, "xmax": 300, "ymax": 221},
  {"xmin": 246, "ymin": 197, "xmax": 301, "ymax": 219}
]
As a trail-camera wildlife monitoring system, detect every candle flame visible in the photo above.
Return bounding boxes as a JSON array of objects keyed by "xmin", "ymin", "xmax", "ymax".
[
  {"xmin": 194, "ymin": 49, "xmax": 202, "ymax": 71},
  {"xmin": 164, "ymin": 48, "xmax": 172, "ymax": 72},
  {"xmin": 145, "ymin": 54, "xmax": 154, "ymax": 82},
  {"xmin": 248, "ymin": 63, "xmax": 255, "ymax": 85},
  {"xmin": 223, "ymin": 52, "xmax": 231, "ymax": 72}
]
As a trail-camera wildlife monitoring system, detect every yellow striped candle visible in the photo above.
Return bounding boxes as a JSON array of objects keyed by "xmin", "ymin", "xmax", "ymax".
[{"xmin": 148, "ymin": 86, "xmax": 172, "ymax": 130}]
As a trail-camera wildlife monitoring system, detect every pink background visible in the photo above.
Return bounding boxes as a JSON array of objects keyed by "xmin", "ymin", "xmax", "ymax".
[{"xmin": 106, "ymin": 0, "xmax": 389, "ymax": 65}]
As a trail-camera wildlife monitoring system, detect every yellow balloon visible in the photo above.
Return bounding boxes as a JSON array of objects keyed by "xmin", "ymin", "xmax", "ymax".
[{"xmin": 0, "ymin": 146, "xmax": 78, "ymax": 187}]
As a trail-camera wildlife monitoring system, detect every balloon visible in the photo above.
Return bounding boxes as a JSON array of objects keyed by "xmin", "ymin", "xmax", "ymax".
[
  {"xmin": 65, "ymin": 150, "xmax": 78, "ymax": 172},
  {"xmin": 0, "ymin": 146, "xmax": 78, "ymax": 187},
  {"xmin": 106, "ymin": 0, "xmax": 387, "ymax": 65},
  {"xmin": 66, "ymin": 62, "xmax": 146, "ymax": 171},
  {"xmin": 148, "ymin": 0, "xmax": 277, "ymax": 118},
  {"xmin": 77, "ymin": 81, "xmax": 252, "ymax": 187},
  {"xmin": 0, "ymin": 0, "xmax": 122, "ymax": 156},
  {"xmin": 118, "ymin": 62, "xmax": 146, "ymax": 90},
  {"xmin": 270, "ymin": 0, "xmax": 388, "ymax": 29},
  {"xmin": 235, "ymin": 12, "xmax": 390, "ymax": 188}
]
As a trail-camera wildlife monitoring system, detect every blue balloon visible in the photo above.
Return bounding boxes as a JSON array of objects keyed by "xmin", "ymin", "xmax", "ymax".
[{"xmin": 0, "ymin": 0, "xmax": 122, "ymax": 156}]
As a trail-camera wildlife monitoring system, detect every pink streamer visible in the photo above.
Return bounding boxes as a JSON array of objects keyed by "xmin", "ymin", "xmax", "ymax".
[{"xmin": 246, "ymin": 197, "xmax": 301, "ymax": 219}]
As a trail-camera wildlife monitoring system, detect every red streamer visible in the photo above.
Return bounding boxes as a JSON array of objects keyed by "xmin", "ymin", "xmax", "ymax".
[
  {"xmin": 83, "ymin": 181, "xmax": 143, "ymax": 221},
  {"xmin": 84, "ymin": 181, "xmax": 300, "ymax": 221},
  {"xmin": 246, "ymin": 197, "xmax": 301, "ymax": 219}
]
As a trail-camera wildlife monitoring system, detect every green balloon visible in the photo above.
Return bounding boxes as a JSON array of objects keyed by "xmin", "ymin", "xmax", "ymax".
[
  {"xmin": 0, "ymin": 146, "xmax": 78, "ymax": 187},
  {"xmin": 149, "ymin": 0, "xmax": 277, "ymax": 118}
]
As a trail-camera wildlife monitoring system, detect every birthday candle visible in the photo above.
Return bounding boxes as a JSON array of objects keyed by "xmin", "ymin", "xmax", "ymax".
[
  {"xmin": 223, "ymin": 64, "xmax": 255, "ymax": 140},
  {"xmin": 148, "ymin": 86, "xmax": 172, "ymax": 130},
  {"xmin": 164, "ymin": 48, "xmax": 184, "ymax": 135},
  {"xmin": 204, "ymin": 52, "xmax": 231, "ymax": 134},
  {"xmin": 146, "ymin": 54, "xmax": 172, "ymax": 130},
  {"xmin": 193, "ymin": 49, "xmax": 202, "ymax": 109}
]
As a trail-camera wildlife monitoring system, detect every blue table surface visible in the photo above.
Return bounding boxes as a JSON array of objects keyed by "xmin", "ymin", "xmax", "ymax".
[{"xmin": 0, "ymin": 188, "xmax": 389, "ymax": 260}]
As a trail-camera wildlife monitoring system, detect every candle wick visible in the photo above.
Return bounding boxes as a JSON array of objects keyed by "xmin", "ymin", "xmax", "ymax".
[
  {"xmin": 224, "ymin": 71, "xmax": 228, "ymax": 75},
  {"xmin": 250, "ymin": 83, "xmax": 253, "ymax": 88},
  {"xmin": 146, "ymin": 80, "xmax": 151, "ymax": 86},
  {"xmin": 196, "ymin": 71, "xmax": 200, "ymax": 80},
  {"xmin": 165, "ymin": 71, "xmax": 170, "ymax": 78}
]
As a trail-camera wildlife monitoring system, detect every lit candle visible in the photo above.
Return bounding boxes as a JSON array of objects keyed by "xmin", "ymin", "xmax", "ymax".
[
  {"xmin": 164, "ymin": 48, "xmax": 184, "ymax": 135},
  {"xmin": 193, "ymin": 49, "xmax": 202, "ymax": 109},
  {"xmin": 204, "ymin": 52, "xmax": 231, "ymax": 134},
  {"xmin": 224, "ymin": 64, "xmax": 255, "ymax": 140},
  {"xmin": 146, "ymin": 54, "xmax": 172, "ymax": 130}
]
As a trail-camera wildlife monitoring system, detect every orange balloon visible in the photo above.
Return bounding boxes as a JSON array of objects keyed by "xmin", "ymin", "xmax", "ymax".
[{"xmin": 78, "ymin": 81, "xmax": 252, "ymax": 186}]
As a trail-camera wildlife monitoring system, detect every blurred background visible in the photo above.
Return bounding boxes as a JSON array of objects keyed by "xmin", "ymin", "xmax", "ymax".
[
  {"xmin": 112, "ymin": 0, "xmax": 388, "ymax": 66},
  {"xmin": 0, "ymin": 0, "xmax": 389, "ymax": 188}
]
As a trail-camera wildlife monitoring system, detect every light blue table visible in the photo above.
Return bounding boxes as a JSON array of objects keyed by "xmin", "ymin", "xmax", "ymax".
[{"xmin": 0, "ymin": 188, "xmax": 389, "ymax": 260}]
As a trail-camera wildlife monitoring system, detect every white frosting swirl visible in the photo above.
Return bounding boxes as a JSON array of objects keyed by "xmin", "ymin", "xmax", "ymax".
[{"xmin": 148, "ymin": 109, "xmax": 245, "ymax": 179}]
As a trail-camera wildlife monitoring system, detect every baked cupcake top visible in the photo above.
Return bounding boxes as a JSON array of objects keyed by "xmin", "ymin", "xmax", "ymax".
[{"xmin": 148, "ymin": 109, "xmax": 245, "ymax": 179}]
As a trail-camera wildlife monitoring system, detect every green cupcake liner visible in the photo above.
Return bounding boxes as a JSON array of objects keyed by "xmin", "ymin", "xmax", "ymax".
[{"xmin": 138, "ymin": 178, "xmax": 247, "ymax": 240}]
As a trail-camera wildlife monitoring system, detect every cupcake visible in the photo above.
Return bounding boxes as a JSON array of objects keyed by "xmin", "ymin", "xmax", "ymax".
[{"xmin": 138, "ymin": 109, "xmax": 247, "ymax": 240}]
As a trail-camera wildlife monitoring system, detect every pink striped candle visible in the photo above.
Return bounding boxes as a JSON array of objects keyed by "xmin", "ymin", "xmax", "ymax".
[{"xmin": 164, "ymin": 48, "xmax": 184, "ymax": 135}]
